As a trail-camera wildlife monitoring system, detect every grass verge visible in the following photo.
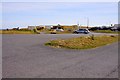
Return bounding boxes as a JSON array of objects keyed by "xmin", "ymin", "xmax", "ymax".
[
  {"xmin": 45, "ymin": 35, "xmax": 119, "ymax": 50},
  {"xmin": 92, "ymin": 30, "xmax": 120, "ymax": 34},
  {"xmin": 0, "ymin": 30, "xmax": 35, "ymax": 34}
]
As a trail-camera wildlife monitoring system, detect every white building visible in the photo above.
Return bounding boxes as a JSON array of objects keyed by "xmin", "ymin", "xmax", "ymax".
[
  {"xmin": 28, "ymin": 26, "xmax": 36, "ymax": 30},
  {"xmin": 28, "ymin": 25, "xmax": 45, "ymax": 30},
  {"xmin": 113, "ymin": 24, "xmax": 120, "ymax": 28}
]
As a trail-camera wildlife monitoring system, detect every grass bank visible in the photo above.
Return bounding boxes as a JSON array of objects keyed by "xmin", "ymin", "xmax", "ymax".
[
  {"xmin": 0, "ymin": 30, "xmax": 35, "ymax": 34},
  {"xmin": 92, "ymin": 30, "xmax": 119, "ymax": 34},
  {"xmin": 45, "ymin": 35, "xmax": 119, "ymax": 50}
]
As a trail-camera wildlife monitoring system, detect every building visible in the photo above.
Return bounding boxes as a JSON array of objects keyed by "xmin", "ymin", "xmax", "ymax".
[
  {"xmin": 51, "ymin": 24, "xmax": 78, "ymax": 31},
  {"xmin": 111, "ymin": 24, "xmax": 120, "ymax": 31},
  {"xmin": 28, "ymin": 26, "xmax": 36, "ymax": 30},
  {"xmin": 44, "ymin": 25, "xmax": 53, "ymax": 29},
  {"xmin": 28, "ymin": 25, "xmax": 45, "ymax": 30},
  {"xmin": 113, "ymin": 24, "xmax": 120, "ymax": 28}
]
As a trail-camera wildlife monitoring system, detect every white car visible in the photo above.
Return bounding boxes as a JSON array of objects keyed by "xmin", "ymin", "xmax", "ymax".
[{"xmin": 55, "ymin": 29, "xmax": 64, "ymax": 32}]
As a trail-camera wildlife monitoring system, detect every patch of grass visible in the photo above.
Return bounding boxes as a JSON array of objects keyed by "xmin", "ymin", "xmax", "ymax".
[
  {"xmin": 45, "ymin": 35, "xmax": 119, "ymax": 50},
  {"xmin": 92, "ymin": 30, "xmax": 120, "ymax": 34},
  {"xmin": 0, "ymin": 30, "xmax": 35, "ymax": 34}
]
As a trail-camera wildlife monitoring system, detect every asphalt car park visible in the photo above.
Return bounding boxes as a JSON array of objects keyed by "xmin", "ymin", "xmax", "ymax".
[{"xmin": 2, "ymin": 33, "xmax": 118, "ymax": 78}]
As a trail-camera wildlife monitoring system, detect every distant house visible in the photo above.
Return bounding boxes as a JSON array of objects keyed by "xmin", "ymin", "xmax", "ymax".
[
  {"xmin": 28, "ymin": 26, "xmax": 36, "ymax": 30},
  {"xmin": 111, "ymin": 24, "xmax": 120, "ymax": 31},
  {"xmin": 28, "ymin": 25, "xmax": 45, "ymax": 30},
  {"xmin": 51, "ymin": 25, "xmax": 78, "ymax": 31},
  {"xmin": 12, "ymin": 27, "xmax": 19, "ymax": 30},
  {"xmin": 44, "ymin": 25, "xmax": 53, "ymax": 29},
  {"xmin": 113, "ymin": 24, "xmax": 120, "ymax": 28}
]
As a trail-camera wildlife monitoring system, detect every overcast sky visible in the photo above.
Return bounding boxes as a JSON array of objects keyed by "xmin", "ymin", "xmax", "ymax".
[{"xmin": 2, "ymin": 2, "xmax": 118, "ymax": 29}]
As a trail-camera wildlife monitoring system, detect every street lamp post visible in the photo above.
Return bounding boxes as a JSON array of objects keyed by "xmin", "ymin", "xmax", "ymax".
[
  {"xmin": 87, "ymin": 17, "xmax": 89, "ymax": 29},
  {"xmin": 77, "ymin": 21, "xmax": 80, "ymax": 29}
]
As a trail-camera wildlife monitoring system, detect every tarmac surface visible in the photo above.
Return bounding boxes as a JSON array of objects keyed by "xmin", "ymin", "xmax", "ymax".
[{"xmin": 2, "ymin": 33, "xmax": 118, "ymax": 78}]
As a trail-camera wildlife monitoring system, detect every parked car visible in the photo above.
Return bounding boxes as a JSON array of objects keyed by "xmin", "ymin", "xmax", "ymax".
[
  {"xmin": 73, "ymin": 29, "xmax": 90, "ymax": 34},
  {"xmin": 55, "ymin": 29, "xmax": 64, "ymax": 32},
  {"xmin": 50, "ymin": 29, "xmax": 64, "ymax": 34},
  {"xmin": 50, "ymin": 30, "xmax": 57, "ymax": 34},
  {"xmin": 110, "ymin": 27, "xmax": 119, "ymax": 31}
]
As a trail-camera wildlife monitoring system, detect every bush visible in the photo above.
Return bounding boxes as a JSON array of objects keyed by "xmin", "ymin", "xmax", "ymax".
[
  {"xmin": 89, "ymin": 27, "xmax": 100, "ymax": 31},
  {"xmin": 90, "ymin": 34, "xmax": 95, "ymax": 40},
  {"xmin": 33, "ymin": 28, "xmax": 40, "ymax": 34}
]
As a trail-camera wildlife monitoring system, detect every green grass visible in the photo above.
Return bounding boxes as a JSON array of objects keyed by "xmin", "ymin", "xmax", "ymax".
[
  {"xmin": 45, "ymin": 35, "xmax": 119, "ymax": 50},
  {"xmin": 0, "ymin": 30, "xmax": 35, "ymax": 34},
  {"xmin": 92, "ymin": 30, "xmax": 120, "ymax": 34}
]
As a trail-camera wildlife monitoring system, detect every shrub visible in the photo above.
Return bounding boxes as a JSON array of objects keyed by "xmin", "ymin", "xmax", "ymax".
[{"xmin": 90, "ymin": 34, "xmax": 95, "ymax": 40}]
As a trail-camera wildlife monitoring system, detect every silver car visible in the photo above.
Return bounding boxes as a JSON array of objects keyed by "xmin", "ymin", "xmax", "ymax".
[{"xmin": 73, "ymin": 29, "xmax": 90, "ymax": 34}]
